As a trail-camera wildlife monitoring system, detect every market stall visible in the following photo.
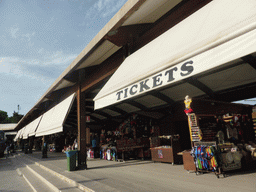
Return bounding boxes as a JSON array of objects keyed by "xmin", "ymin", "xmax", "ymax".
[
  {"xmin": 150, "ymin": 135, "xmax": 182, "ymax": 165},
  {"xmin": 182, "ymin": 96, "xmax": 256, "ymax": 178},
  {"xmin": 96, "ymin": 114, "xmax": 162, "ymax": 161}
]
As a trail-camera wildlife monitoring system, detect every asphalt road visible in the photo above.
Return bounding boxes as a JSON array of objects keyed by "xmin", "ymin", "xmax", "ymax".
[{"xmin": 0, "ymin": 154, "xmax": 33, "ymax": 192}]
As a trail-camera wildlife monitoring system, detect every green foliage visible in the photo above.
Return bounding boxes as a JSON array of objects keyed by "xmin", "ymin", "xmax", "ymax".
[
  {"xmin": 0, "ymin": 110, "xmax": 24, "ymax": 123},
  {"xmin": 8, "ymin": 111, "xmax": 24, "ymax": 123},
  {"xmin": 0, "ymin": 110, "xmax": 9, "ymax": 123}
]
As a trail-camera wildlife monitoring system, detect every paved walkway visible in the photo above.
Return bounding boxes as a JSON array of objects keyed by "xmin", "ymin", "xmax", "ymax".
[{"xmin": 15, "ymin": 150, "xmax": 256, "ymax": 192}]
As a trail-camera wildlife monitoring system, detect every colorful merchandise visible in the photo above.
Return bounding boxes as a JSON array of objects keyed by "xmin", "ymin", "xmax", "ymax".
[{"xmin": 191, "ymin": 145, "xmax": 219, "ymax": 171}]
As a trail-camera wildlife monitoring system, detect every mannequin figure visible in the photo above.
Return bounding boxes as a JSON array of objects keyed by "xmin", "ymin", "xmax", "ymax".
[{"xmin": 184, "ymin": 95, "xmax": 193, "ymax": 115}]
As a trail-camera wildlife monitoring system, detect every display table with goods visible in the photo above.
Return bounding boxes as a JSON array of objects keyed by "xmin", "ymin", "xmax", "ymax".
[
  {"xmin": 100, "ymin": 145, "xmax": 117, "ymax": 161},
  {"xmin": 150, "ymin": 135, "xmax": 182, "ymax": 165},
  {"xmin": 111, "ymin": 114, "xmax": 158, "ymax": 161},
  {"xmin": 116, "ymin": 137, "xmax": 150, "ymax": 160}
]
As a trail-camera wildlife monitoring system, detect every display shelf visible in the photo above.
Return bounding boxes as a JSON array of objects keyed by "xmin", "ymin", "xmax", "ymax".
[
  {"xmin": 150, "ymin": 135, "xmax": 182, "ymax": 164},
  {"xmin": 252, "ymin": 112, "xmax": 256, "ymax": 140},
  {"xmin": 151, "ymin": 147, "xmax": 182, "ymax": 164}
]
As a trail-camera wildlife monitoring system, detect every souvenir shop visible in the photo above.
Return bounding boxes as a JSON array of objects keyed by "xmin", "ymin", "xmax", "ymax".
[
  {"xmin": 87, "ymin": 94, "xmax": 256, "ymax": 173},
  {"xmin": 88, "ymin": 0, "xmax": 256, "ymax": 170},
  {"xmin": 181, "ymin": 96, "xmax": 256, "ymax": 177},
  {"xmin": 40, "ymin": 130, "xmax": 78, "ymax": 153},
  {"xmin": 87, "ymin": 112, "xmax": 184, "ymax": 163},
  {"xmin": 88, "ymin": 114, "xmax": 158, "ymax": 161}
]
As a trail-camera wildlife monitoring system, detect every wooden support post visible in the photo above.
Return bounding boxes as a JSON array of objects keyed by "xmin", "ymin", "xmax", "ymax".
[
  {"xmin": 42, "ymin": 136, "xmax": 44, "ymax": 151},
  {"xmin": 77, "ymin": 84, "xmax": 87, "ymax": 169},
  {"xmin": 28, "ymin": 137, "xmax": 33, "ymax": 153},
  {"xmin": 42, "ymin": 136, "xmax": 47, "ymax": 158}
]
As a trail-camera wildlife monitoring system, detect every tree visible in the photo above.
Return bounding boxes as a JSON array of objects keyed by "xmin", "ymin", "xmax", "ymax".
[
  {"xmin": 8, "ymin": 111, "xmax": 23, "ymax": 123},
  {"xmin": 0, "ymin": 110, "xmax": 9, "ymax": 123}
]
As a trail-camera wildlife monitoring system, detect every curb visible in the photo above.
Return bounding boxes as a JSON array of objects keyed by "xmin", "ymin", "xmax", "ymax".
[
  {"xmin": 16, "ymin": 152, "xmax": 95, "ymax": 192},
  {"xmin": 16, "ymin": 168, "xmax": 37, "ymax": 192},
  {"xmin": 35, "ymin": 162, "xmax": 95, "ymax": 192},
  {"xmin": 26, "ymin": 164, "xmax": 60, "ymax": 192}
]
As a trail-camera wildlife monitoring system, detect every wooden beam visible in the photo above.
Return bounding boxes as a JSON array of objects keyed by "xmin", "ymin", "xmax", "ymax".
[
  {"xmin": 65, "ymin": 117, "xmax": 77, "ymax": 124},
  {"xmin": 184, "ymin": 77, "xmax": 214, "ymax": 98},
  {"xmin": 105, "ymin": 24, "xmax": 152, "ymax": 46},
  {"xmin": 134, "ymin": 0, "xmax": 212, "ymax": 50},
  {"xmin": 89, "ymin": 115, "xmax": 102, "ymax": 123},
  {"xmin": 150, "ymin": 91, "xmax": 175, "ymax": 105},
  {"xmin": 63, "ymin": 70, "xmax": 80, "ymax": 83},
  {"xmin": 213, "ymin": 81, "xmax": 256, "ymax": 102},
  {"xmin": 86, "ymin": 108, "xmax": 112, "ymax": 119},
  {"xmin": 64, "ymin": 121, "xmax": 77, "ymax": 128},
  {"xmin": 80, "ymin": 48, "xmax": 124, "ymax": 93},
  {"xmin": 125, "ymin": 100, "xmax": 148, "ymax": 111},
  {"xmin": 45, "ymin": 85, "xmax": 78, "ymax": 102},
  {"xmin": 94, "ymin": 111, "xmax": 112, "ymax": 119},
  {"xmin": 185, "ymin": 77, "xmax": 215, "ymax": 98},
  {"xmin": 107, "ymin": 106, "xmax": 128, "ymax": 116},
  {"xmin": 242, "ymin": 55, "xmax": 256, "ymax": 70}
]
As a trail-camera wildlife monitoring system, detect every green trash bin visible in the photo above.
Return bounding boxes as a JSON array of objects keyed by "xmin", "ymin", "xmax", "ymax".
[{"xmin": 65, "ymin": 150, "xmax": 77, "ymax": 171}]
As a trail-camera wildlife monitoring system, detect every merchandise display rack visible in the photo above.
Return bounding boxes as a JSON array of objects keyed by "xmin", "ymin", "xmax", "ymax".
[
  {"xmin": 183, "ymin": 97, "xmax": 255, "ymax": 179},
  {"xmin": 193, "ymin": 141, "xmax": 224, "ymax": 178},
  {"xmin": 252, "ymin": 111, "xmax": 256, "ymax": 140}
]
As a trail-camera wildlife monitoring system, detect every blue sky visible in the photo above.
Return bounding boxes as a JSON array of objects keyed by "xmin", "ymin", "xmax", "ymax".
[
  {"xmin": 0, "ymin": 0, "xmax": 128, "ymax": 117},
  {"xmin": 1, "ymin": 0, "xmax": 255, "ymax": 118}
]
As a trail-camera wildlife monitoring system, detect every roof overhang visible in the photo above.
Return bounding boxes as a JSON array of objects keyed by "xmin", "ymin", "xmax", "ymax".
[
  {"xmin": 94, "ymin": 0, "xmax": 256, "ymax": 113},
  {"xmin": 15, "ymin": 0, "xmax": 190, "ymax": 130},
  {"xmin": 0, "ymin": 124, "xmax": 17, "ymax": 131}
]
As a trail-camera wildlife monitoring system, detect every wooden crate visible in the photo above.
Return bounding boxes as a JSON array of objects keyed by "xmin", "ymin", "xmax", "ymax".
[{"xmin": 182, "ymin": 150, "xmax": 196, "ymax": 171}]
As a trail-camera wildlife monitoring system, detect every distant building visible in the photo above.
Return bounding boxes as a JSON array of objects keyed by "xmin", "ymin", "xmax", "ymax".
[{"xmin": 0, "ymin": 124, "xmax": 17, "ymax": 141}]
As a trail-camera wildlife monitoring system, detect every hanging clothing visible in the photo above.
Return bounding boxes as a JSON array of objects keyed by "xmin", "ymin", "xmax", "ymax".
[{"xmin": 191, "ymin": 145, "xmax": 219, "ymax": 171}]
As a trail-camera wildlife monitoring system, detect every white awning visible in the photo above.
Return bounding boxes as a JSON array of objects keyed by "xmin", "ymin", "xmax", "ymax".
[
  {"xmin": 21, "ymin": 126, "xmax": 30, "ymax": 140},
  {"xmin": 5, "ymin": 132, "xmax": 17, "ymax": 136},
  {"xmin": 13, "ymin": 134, "xmax": 18, "ymax": 142},
  {"xmin": 19, "ymin": 127, "xmax": 25, "ymax": 139},
  {"xmin": 13, "ymin": 130, "xmax": 21, "ymax": 141},
  {"xmin": 94, "ymin": 0, "xmax": 256, "ymax": 109},
  {"xmin": 14, "ymin": 127, "xmax": 25, "ymax": 141},
  {"xmin": 0, "ymin": 124, "xmax": 17, "ymax": 131},
  {"xmin": 22, "ymin": 115, "xmax": 43, "ymax": 139},
  {"xmin": 35, "ymin": 93, "xmax": 75, "ymax": 137}
]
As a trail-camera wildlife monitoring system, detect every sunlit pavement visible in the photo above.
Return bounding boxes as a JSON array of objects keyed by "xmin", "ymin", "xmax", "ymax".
[{"xmin": 10, "ymin": 150, "xmax": 256, "ymax": 192}]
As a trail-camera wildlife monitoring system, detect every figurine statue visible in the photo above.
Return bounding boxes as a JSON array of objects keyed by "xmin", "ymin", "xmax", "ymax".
[{"xmin": 184, "ymin": 95, "xmax": 193, "ymax": 115}]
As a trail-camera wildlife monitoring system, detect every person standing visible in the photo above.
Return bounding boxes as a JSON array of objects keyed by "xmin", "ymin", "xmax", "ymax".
[
  {"xmin": 6, "ymin": 143, "xmax": 10, "ymax": 156},
  {"xmin": 92, "ymin": 136, "xmax": 97, "ymax": 158}
]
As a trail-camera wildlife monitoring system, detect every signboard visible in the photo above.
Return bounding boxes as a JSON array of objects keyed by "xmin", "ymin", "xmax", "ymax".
[
  {"xmin": 86, "ymin": 116, "xmax": 90, "ymax": 122},
  {"xmin": 95, "ymin": 27, "xmax": 256, "ymax": 110},
  {"xmin": 158, "ymin": 149, "xmax": 163, "ymax": 159}
]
